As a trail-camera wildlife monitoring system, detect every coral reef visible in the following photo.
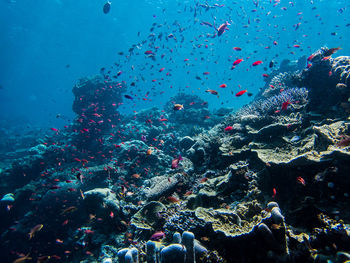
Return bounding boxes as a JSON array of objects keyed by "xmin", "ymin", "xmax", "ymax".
[{"xmin": 1, "ymin": 47, "xmax": 350, "ymax": 263}]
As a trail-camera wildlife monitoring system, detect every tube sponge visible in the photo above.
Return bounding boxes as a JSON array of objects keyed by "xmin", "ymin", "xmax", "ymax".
[
  {"xmin": 125, "ymin": 248, "xmax": 138, "ymax": 263},
  {"xmin": 182, "ymin": 231, "xmax": 195, "ymax": 263},
  {"xmin": 172, "ymin": 232, "xmax": 182, "ymax": 243},
  {"xmin": 160, "ymin": 244, "xmax": 186, "ymax": 263},
  {"xmin": 271, "ymin": 207, "xmax": 284, "ymax": 224},
  {"xmin": 146, "ymin": 241, "xmax": 157, "ymax": 263},
  {"xmin": 118, "ymin": 248, "xmax": 139, "ymax": 263}
]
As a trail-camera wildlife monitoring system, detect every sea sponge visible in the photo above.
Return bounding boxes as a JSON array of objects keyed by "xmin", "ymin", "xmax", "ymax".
[
  {"xmin": 182, "ymin": 231, "xmax": 195, "ymax": 263},
  {"xmin": 160, "ymin": 244, "xmax": 186, "ymax": 263}
]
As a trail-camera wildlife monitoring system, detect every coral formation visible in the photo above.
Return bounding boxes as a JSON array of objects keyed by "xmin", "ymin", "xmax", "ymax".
[{"xmin": 1, "ymin": 47, "xmax": 350, "ymax": 263}]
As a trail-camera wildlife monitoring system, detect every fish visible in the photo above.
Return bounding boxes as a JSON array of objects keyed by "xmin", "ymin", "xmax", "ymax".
[
  {"xmin": 336, "ymin": 136, "xmax": 350, "ymax": 147},
  {"xmin": 216, "ymin": 21, "xmax": 229, "ymax": 36},
  {"xmin": 270, "ymin": 223, "xmax": 282, "ymax": 230},
  {"xmin": 205, "ymin": 89, "xmax": 218, "ymax": 95},
  {"xmin": 281, "ymin": 100, "xmax": 291, "ymax": 111},
  {"xmin": 252, "ymin": 60, "xmax": 263, "ymax": 66},
  {"xmin": 28, "ymin": 224, "xmax": 43, "ymax": 240},
  {"xmin": 124, "ymin": 95, "xmax": 133, "ymax": 100},
  {"xmin": 224, "ymin": 126, "xmax": 233, "ymax": 131},
  {"xmin": 131, "ymin": 173, "xmax": 141, "ymax": 179},
  {"xmin": 103, "ymin": 1, "xmax": 111, "ymax": 14},
  {"xmin": 13, "ymin": 253, "xmax": 32, "ymax": 263},
  {"xmin": 61, "ymin": 206, "xmax": 78, "ymax": 215},
  {"xmin": 173, "ymin": 104, "xmax": 184, "ymax": 110},
  {"xmin": 150, "ymin": 231, "xmax": 165, "ymax": 241},
  {"xmin": 146, "ymin": 148, "xmax": 153, "ymax": 155},
  {"xmin": 323, "ymin": 47, "xmax": 341, "ymax": 57},
  {"xmin": 235, "ymin": 90, "xmax": 247, "ymax": 97},
  {"xmin": 167, "ymin": 196, "xmax": 180, "ymax": 203},
  {"xmin": 110, "ymin": 211, "xmax": 114, "ymax": 218},
  {"xmin": 296, "ymin": 176, "xmax": 306, "ymax": 186},
  {"xmin": 219, "ymin": 84, "xmax": 227, "ymax": 88},
  {"xmin": 171, "ymin": 155, "xmax": 183, "ymax": 169},
  {"xmin": 233, "ymin": 47, "xmax": 242, "ymax": 51},
  {"xmin": 272, "ymin": 188, "xmax": 277, "ymax": 198},
  {"xmin": 233, "ymin": 58, "xmax": 243, "ymax": 65}
]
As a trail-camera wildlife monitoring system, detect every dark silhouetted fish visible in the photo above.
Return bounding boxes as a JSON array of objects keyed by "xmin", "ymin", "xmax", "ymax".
[{"xmin": 103, "ymin": 1, "xmax": 111, "ymax": 14}]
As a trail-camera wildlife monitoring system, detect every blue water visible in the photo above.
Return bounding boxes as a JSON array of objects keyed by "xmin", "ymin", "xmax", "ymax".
[{"xmin": 0, "ymin": 0, "xmax": 349, "ymax": 128}]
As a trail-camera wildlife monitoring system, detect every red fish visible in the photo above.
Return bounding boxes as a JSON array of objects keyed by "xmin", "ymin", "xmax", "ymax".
[
  {"xmin": 281, "ymin": 100, "xmax": 291, "ymax": 111},
  {"xmin": 235, "ymin": 90, "xmax": 247, "ymax": 97},
  {"xmin": 219, "ymin": 84, "xmax": 227, "ymax": 88},
  {"xmin": 144, "ymin": 50, "xmax": 153, "ymax": 55},
  {"xmin": 50, "ymin": 128, "xmax": 59, "ymax": 132},
  {"xmin": 233, "ymin": 58, "xmax": 243, "ymax": 65},
  {"xmin": 272, "ymin": 188, "xmax": 277, "ymax": 198},
  {"xmin": 171, "ymin": 155, "xmax": 183, "ymax": 169},
  {"xmin": 296, "ymin": 176, "xmax": 306, "ymax": 186},
  {"xmin": 150, "ymin": 231, "xmax": 165, "ymax": 241},
  {"xmin": 224, "ymin": 126, "xmax": 233, "ymax": 131},
  {"xmin": 233, "ymin": 47, "xmax": 242, "ymax": 51},
  {"xmin": 252, "ymin": 61, "xmax": 263, "ymax": 66}
]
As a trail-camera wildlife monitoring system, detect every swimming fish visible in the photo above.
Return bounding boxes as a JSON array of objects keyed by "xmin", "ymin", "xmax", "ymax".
[
  {"xmin": 224, "ymin": 126, "xmax": 233, "ymax": 131},
  {"xmin": 233, "ymin": 59, "xmax": 243, "ymax": 65},
  {"xmin": 281, "ymin": 100, "xmax": 291, "ymax": 111},
  {"xmin": 28, "ymin": 224, "xmax": 43, "ymax": 240},
  {"xmin": 216, "ymin": 21, "xmax": 230, "ymax": 36},
  {"xmin": 13, "ymin": 253, "xmax": 32, "ymax": 263},
  {"xmin": 235, "ymin": 90, "xmax": 247, "ymax": 97},
  {"xmin": 252, "ymin": 61, "xmax": 263, "ymax": 66},
  {"xmin": 103, "ymin": 1, "xmax": 111, "ymax": 14},
  {"xmin": 171, "ymin": 155, "xmax": 183, "ymax": 169},
  {"xmin": 173, "ymin": 104, "xmax": 184, "ymax": 110},
  {"xmin": 205, "ymin": 89, "xmax": 218, "ymax": 95}
]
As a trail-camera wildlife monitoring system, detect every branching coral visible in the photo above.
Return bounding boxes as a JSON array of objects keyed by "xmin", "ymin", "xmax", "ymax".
[{"xmin": 236, "ymin": 88, "xmax": 308, "ymax": 119}]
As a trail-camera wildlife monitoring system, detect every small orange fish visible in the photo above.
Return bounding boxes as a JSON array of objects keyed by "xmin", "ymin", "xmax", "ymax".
[
  {"xmin": 13, "ymin": 253, "xmax": 32, "ymax": 263},
  {"xmin": 205, "ymin": 89, "xmax": 218, "ymax": 95},
  {"xmin": 28, "ymin": 224, "xmax": 43, "ymax": 240},
  {"xmin": 219, "ymin": 84, "xmax": 227, "ymax": 88},
  {"xmin": 296, "ymin": 176, "xmax": 306, "ymax": 186},
  {"xmin": 173, "ymin": 104, "xmax": 184, "ymax": 110},
  {"xmin": 270, "ymin": 223, "xmax": 282, "ymax": 230},
  {"xmin": 146, "ymin": 148, "xmax": 153, "ymax": 155},
  {"xmin": 272, "ymin": 188, "xmax": 277, "ymax": 199},
  {"xmin": 61, "ymin": 206, "xmax": 77, "ymax": 215},
  {"xmin": 201, "ymin": 236, "xmax": 210, "ymax": 242},
  {"xmin": 131, "ymin": 173, "xmax": 141, "ymax": 179},
  {"xmin": 200, "ymin": 177, "xmax": 208, "ymax": 183},
  {"xmin": 167, "ymin": 196, "xmax": 180, "ymax": 203}
]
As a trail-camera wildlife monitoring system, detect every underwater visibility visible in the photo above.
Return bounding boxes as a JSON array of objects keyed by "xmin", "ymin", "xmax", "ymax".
[{"xmin": 1, "ymin": 0, "xmax": 350, "ymax": 262}]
